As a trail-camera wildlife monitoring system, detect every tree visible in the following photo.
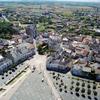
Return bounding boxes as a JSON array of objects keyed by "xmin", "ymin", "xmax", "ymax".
[{"xmin": 0, "ymin": 21, "xmax": 18, "ymax": 39}]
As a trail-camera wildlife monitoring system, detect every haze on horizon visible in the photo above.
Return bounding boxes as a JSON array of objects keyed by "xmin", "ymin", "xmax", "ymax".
[{"xmin": 0, "ymin": 0, "xmax": 100, "ymax": 2}]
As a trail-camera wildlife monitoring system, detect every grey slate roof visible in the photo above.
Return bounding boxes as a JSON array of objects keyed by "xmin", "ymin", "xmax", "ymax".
[{"xmin": 7, "ymin": 43, "xmax": 34, "ymax": 64}]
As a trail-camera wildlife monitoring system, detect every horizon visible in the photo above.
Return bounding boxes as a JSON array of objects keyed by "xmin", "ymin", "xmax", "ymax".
[{"xmin": 0, "ymin": 0, "xmax": 100, "ymax": 3}]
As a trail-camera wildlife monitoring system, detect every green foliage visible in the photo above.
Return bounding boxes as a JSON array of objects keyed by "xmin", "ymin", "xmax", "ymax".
[
  {"xmin": 37, "ymin": 43, "xmax": 54, "ymax": 55},
  {"xmin": 39, "ymin": 16, "xmax": 49, "ymax": 24},
  {"xmin": 79, "ymin": 28, "xmax": 96, "ymax": 36},
  {"xmin": 37, "ymin": 25, "xmax": 45, "ymax": 32},
  {"xmin": 0, "ymin": 21, "xmax": 16, "ymax": 39},
  {"xmin": 48, "ymin": 18, "xmax": 53, "ymax": 25},
  {"xmin": 62, "ymin": 12, "xmax": 73, "ymax": 18},
  {"xmin": 37, "ymin": 43, "xmax": 48, "ymax": 55},
  {"xmin": 0, "ymin": 46, "xmax": 7, "ymax": 57}
]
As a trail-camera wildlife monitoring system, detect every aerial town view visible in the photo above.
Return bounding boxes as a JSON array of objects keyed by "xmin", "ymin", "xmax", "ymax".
[{"xmin": 0, "ymin": 0, "xmax": 100, "ymax": 100}]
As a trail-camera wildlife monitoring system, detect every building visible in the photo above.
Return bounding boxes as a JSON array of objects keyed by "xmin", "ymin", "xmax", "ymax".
[
  {"xmin": 26, "ymin": 24, "xmax": 38, "ymax": 39},
  {"xmin": 46, "ymin": 56, "xmax": 70, "ymax": 73},
  {"xmin": 0, "ymin": 39, "xmax": 9, "ymax": 46},
  {"xmin": 0, "ymin": 55, "xmax": 12, "ymax": 75},
  {"xmin": 0, "ymin": 42, "xmax": 35, "ymax": 87},
  {"xmin": 71, "ymin": 62, "xmax": 100, "ymax": 82},
  {"xmin": 46, "ymin": 63, "xmax": 69, "ymax": 73},
  {"xmin": 0, "ymin": 43, "xmax": 35, "ymax": 75},
  {"xmin": 6, "ymin": 43, "xmax": 35, "ymax": 65}
]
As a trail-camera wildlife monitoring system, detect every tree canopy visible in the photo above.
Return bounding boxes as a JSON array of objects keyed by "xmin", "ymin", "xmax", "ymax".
[{"xmin": 0, "ymin": 21, "xmax": 17, "ymax": 39}]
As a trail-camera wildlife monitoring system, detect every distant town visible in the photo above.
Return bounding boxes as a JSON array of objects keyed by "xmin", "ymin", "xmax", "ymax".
[{"xmin": 0, "ymin": 1, "xmax": 100, "ymax": 100}]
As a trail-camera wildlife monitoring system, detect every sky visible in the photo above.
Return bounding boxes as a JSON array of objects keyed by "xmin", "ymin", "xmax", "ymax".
[{"xmin": 0, "ymin": 0, "xmax": 100, "ymax": 2}]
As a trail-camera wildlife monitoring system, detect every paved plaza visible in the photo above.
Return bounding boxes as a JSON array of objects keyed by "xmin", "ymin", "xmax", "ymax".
[{"xmin": 10, "ymin": 71, "xmax": 54, "ymax": 100}]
